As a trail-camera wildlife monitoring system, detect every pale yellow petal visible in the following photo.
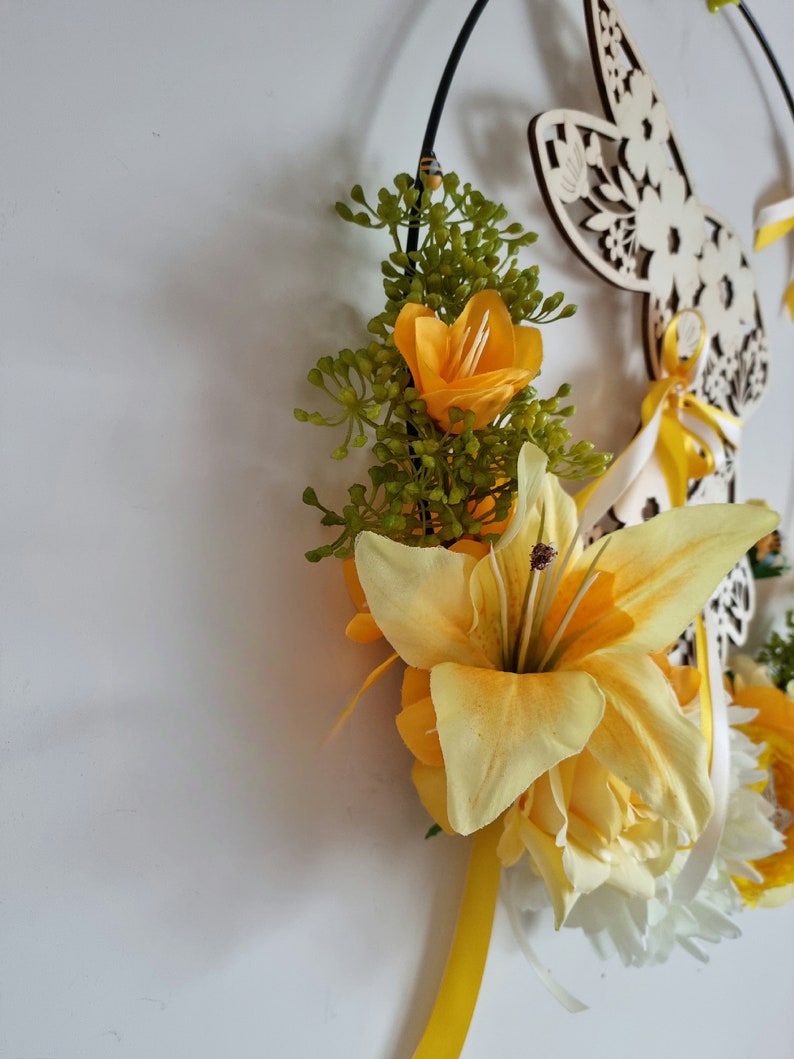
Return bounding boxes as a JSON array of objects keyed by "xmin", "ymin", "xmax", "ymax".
[
  {"xmin": 567, "ymin": 751, "xmax": 625, "ymax": 846},
  {"xmin": 583, "ymin": 652, "xmax": 713, "ymax": 837},
  {"xmin": 526, "ymin": 767, "xmax": 567, "ymax": 840},
  {"xmin": 355, "ymin": 532, "xmax": 491, "ymax": 671},
  {"xmin": 553, "ymin": 502, "xmax": 779, "ymax": 663},
  {"xmin": 536, "ymin": 472, "xmax": 583, "ymax": 570},
  {"xmin": 496, "ymin": 441, "xmax": 549, "ymax": 552},
  {"xmin": 487, "ymin": 451, "xmax": 582, "ymax": 649},
  {"xmin": 497, "ymin": 801, "xmax": 534, "ymax": 866},
  {"xmin": 468, "ymin": 443, "xmax": 549, "ymax": 662},
  {"xmin": 561, "ymin": 838, "xmax": 612, "ymax": 895},
  {"xmin": 599, "ymin": 851, "xmax": 659, "ymax": 899},
  {"xmin": 513, "ymin": 817, "xmax": 578, "ymax": 927},
  {"xmin": 431, "ymin": 663, "xmax": 605, "ymax": 834}
]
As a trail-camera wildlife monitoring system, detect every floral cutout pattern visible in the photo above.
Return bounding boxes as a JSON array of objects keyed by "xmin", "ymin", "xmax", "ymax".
[{"xmin": 529, "ymin": 0, "xmax": 769, "ymax": 660}]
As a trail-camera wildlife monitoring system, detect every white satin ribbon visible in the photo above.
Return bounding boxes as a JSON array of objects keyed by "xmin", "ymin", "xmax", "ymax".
[
  {"xmin": 673, "ymin": 609, "xmax": 731, "ymax": 903},
  {"xmin": 501, "ymin": 876, "xmax": 588, "ymax": 1013}
]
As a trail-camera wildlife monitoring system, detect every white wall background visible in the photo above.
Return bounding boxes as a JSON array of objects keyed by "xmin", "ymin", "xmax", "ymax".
[{"xmin": 2, "ymin": 1, "xmax": 794, "ymax": 1057}]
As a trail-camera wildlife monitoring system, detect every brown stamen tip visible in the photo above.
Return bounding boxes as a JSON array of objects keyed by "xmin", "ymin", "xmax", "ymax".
[{"xmin": 530, "ymin": 542, "xmax": 557, "ymax": 571}]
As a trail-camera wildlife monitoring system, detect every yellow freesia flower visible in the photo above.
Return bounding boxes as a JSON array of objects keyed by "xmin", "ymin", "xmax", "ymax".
[
  {"xmin": 355, "ymin": 442, "xmax": 778, "ymax": 844},
  {"xmin": 393, "ymin": 290, "xmax": 542, "ymax": 431},
  {"xmin": 731, "ymin": 683, "xmax": 794, "ymax": 908}
]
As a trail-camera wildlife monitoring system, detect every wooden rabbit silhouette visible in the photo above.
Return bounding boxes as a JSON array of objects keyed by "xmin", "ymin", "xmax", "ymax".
[{"xmin": 529, "ymin": 0, "xmax": 769, "ymax": 658}]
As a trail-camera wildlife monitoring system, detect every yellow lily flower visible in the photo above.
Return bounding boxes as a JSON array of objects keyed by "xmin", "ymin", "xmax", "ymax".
[
  {"xmin": 400, "ymin": 655, "xmax": 699, "ymax": 926},
  {"xmin": 355, "ymin": 443, "xmax": 778, "ymax": 840},
  {"xmin": 393, "ymin": 290, "xmax": 542, "ymax": 431}
]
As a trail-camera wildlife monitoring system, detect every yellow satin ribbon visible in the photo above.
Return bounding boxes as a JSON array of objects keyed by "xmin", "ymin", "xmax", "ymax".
[
  {"xmin": 754, "ymin": 196, "xmax": 794, "ymax": 317},
  {"xmin": 755, "ymin": 217, "xmax": 794, "ymax": 250},
  {"xmin": 574, "ymin": 310, "xmax": 742, "ymax": 528},
  {"xmin": 640, "ymin": 311, "xmax": 742, "ymax": 508},
  {"xmin": 695, "ymin": 614, "xmax": 714, "ymax": 770},
  {"xmin": 413, "ymin": 819, "xmax": 502, "ymax": 1059}
]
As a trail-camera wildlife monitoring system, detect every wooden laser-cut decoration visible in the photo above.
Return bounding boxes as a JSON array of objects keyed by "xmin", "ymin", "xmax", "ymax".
[{"xmin": 529, "ymin": 0, "xmax": 768, "ymax": 660}]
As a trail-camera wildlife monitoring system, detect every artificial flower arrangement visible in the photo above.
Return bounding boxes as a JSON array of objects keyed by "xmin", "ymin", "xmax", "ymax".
[
  {"xmin": 296, "ymin": 171, "xmax": 793, "ymax": 1045},
  {"xmin": 296, "ymin": 0, "xmax": 794, "ymax": 1049}
]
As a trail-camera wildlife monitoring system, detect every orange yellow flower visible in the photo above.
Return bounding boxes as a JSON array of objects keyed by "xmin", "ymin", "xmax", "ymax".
[
  {"xmin": 343, "ymin": 558, "xmax": 382, "ymax": 643},
  {"xmin": 393, "ymin": 290, "xmax": 542, "ymax": 431},
  {"xmin": 732, "ymin": 684, "xmax": 794, "ymax": 907}
]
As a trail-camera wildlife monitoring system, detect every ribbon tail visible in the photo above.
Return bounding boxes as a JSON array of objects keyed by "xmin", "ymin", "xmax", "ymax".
[
  {"xmin": 785, "ymin": 278, "xmax": 794, "ymax": 319},
  {"xmin": 656, "ymin": 416, "xmax": 690, "ymax": 507},
  {"xmin": 675, "ymin": 412, "xmax": 719, "ymax": 481},
  {"xmin": 672, "ymin": 611, "xmax": 730, "ymax": 903},
  {"xmin": 412, "ymin": 820, "xmax": 502, "ymax": 1059},
  {"xmin": 754, "ymin": 195, "xmax": 794, "ymax": 250},
  {"xmin": 501, "ymin": 873, "xmax": 587, "ymax": 1013}
]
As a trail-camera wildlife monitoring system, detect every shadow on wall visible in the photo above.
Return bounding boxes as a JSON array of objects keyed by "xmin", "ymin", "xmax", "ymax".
[{"xmin": 25, "ymin": 127, "xmax": 471, "ymax": 1017}]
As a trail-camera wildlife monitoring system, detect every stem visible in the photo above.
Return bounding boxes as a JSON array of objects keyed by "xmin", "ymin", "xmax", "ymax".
[
  {"xmin": 738, "ymin": 2, "xmax": 794, "ymax": 127},
  {"xmin": 406, "ymin": 0, "xmax": 494, "ymax": 260}
]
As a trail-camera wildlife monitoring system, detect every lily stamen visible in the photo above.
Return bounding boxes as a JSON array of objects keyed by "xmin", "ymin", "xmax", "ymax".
[
  {"xmin": 515, "ymin": 542, "xmax": 558, "ymax": 674},
  {"xmin": 488, "ymin": 545, "xmax": 511, "ymax": 670},
  {"xmin": 530, "ymin": 542, "xmax": 557, "ymax": 571},
  {"xmin": 537, "ymin": 537, "xmax": 611, "ymax": 672},
  {"xmin": 537, "ymin": 569, "xmax": 601, "ymax": 672},
  {"xmin": 513, "ymin": 505, "xmax": 548, "ymax": 672}
]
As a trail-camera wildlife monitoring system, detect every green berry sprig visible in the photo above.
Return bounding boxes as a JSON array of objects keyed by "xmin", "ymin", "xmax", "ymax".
[{"xmin": 296, "ymin": 174, "xmax": 611, "ymax": 562}]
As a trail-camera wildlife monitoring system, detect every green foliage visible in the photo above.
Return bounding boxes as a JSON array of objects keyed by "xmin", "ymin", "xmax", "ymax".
[
  {"xmin": 333, "ymin": 172, "xmax": 572, "ymax": 329},
  {"xmin": 297, "ymin": 173, "xmax": 611, "ymax": 561},
  {"xmin": 756, "ymin": 610, "xmax": 794, "ymax": 691}
]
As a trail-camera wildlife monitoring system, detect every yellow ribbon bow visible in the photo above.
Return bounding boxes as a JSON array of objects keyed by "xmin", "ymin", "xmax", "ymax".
[
  {"xmin": 755, "ymin": 196, "xmax": 794, "ymax": 317},
  {"xmin": 640, "ymin": 310, "xmax": 742, "ymax": 508},
  {"xmin": 575, "ymin": 310, "xmax": 742, "ymax": 529}
]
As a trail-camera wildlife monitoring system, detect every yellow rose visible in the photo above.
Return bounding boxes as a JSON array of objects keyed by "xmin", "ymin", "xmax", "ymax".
[{"xmin": 393, "ymin": 290, "xmax": 542, "ymax": 431}]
